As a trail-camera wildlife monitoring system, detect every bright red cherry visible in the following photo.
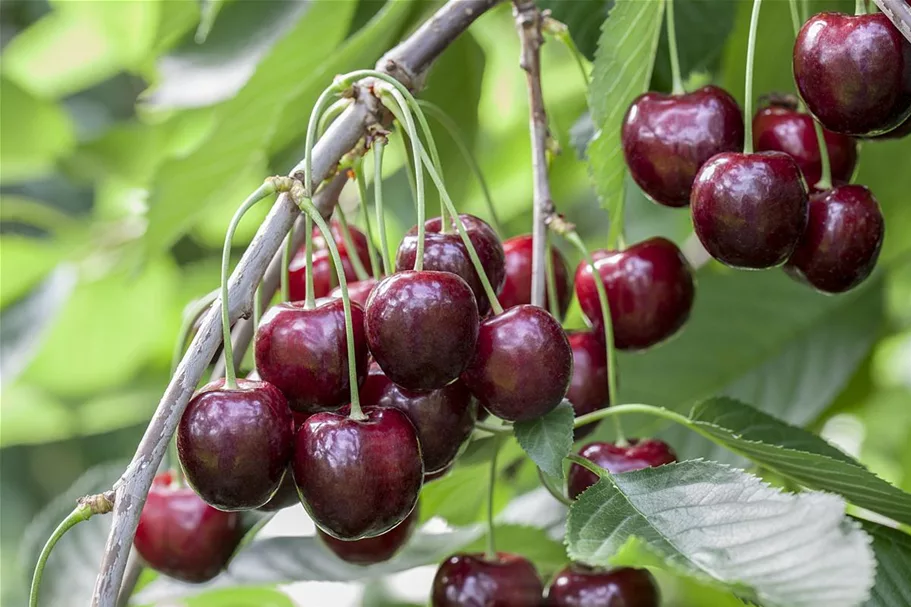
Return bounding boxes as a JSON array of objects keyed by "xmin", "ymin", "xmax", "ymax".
[
  {"xmin": 574, "ymin": 238, "xmax": 695, "ymax": 351},
  {"xmin": 621, "ymin": 86, "xmax": 744, "ymax": 208},
  {"xmin": 785, "ymin": 185, "xmax": 884, "ymax": 293},
  {"xmin": 288, "ymin": 220, "xmax": 373, "ymax": 300},
  {"xmin": 545, "ymin": 564, "xmax": 660, "ymax": 607},
  {"xmin": 566, "ymin": 331, "xmax": 609, "ymax": 441},
  {"xmin": 499, "ymin": 234, "xmax": 572, "ymax": 319},
  {"xmin": 134, "ymin": 471, "xmax": 243, "ymax": 583},
  {"xmin": 691, "ymin": 152, "xmax": 808, "ymax": 269},
  {"xmin": 318, "ymin": 506, "xmax": 419, "ymax": 565},
  {"xmin": 794, "ymin": 12, "xmax": 911, "ymax": 136},
  {"xmin": 568, "ymin": 439, "xmax": 677, "ymax": 499},
  {"xmin": 177, "ymin": 378, "xmax": 293, "ymax": 510},
  {"xmin": 431, "ymin": 552, "xmax": 544, "ymax": 606}
]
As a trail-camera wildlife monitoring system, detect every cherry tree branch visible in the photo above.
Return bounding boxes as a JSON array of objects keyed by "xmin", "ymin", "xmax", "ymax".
[
  {"xmin": 89, "ymin": 2, "xmax": 502, "ymax": 605},
  {"xmin": 872, "ymin": 0, "xmax": 911, "ymax": 43}
]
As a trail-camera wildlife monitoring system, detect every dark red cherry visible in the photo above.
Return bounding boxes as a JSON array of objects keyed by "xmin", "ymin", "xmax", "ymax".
[
  {"xmin": 318, "ymin": 505, "xmax": 419, "ymax": 565},
  {"xmin": 293, "ymin": 406, "xmax": 423, "ymax": 540},
  {"xmin": 254, "ymin": 298, "xmax": 368, "ymax": 413},
  {"xmin": 753, "ymin": 103, "xmax": 857, "ymax": 189},
  {"xmin": 574, "ymin": 238, "xmax": 695, "ymax": 351},
  {"xmin": 365, "ymin": 271, "xmax": 479, "ymax": 391},
  {"xmin": 330, "ymin": 277, "xmax": 379, "ymax": 309},
  {"xmin": 691, "ymin": 152, "xmax": 808, "ymax": 269},
  {"xmin": 395, "ymin": 214, "xmax": 505, "ymax": 315},
  {"xmin": 361, "ymin": 362, "xmax": 476, "ymax": 473},
  {"xmin": 566, "ymin": 331, "xmax": 609, "ymax": 441},
  {"xmin": 462, "ymin": 305, "xmax": 572, "ymax": 422},
  {"xmin": 499, "ymin": 234, "xmax": 572, "ymax": 319},
  {"xmin": 568, "ymin": 439, "xmax": 677, "ymax": 499},
  {"xmin": 785, "ymin": 185, "xmax": 884, "ymax": 294},
  {"xmin": 424, "ymin": 462, "xmax": 453, "ymax": 483},
  {"xmin": 177, "ymin": 378, "xmax": 293, "ymax": 510},
  {"xmin": 134, "ymin": 471, "xmax": 243, "ymax": 583},
  {"xmin": 288, "ymin": 220, "xmax": 373, "ymax": 300},
  {"xmin": 794, "ymin": 12, "xmax": 911, "ymax": 136},
  {"xmin": 545, "ymin": 564, "xmax": 660, "ymax": 607},
  {"xmin": 431, "ymin": 552, "xmax": 544, "ymax": 607},
  {"xmin": 256, "ymin": 469, "xmax": 299, "ymax": 512},
  {"xmin": 621, "ymin": 86, "xmax": 744, "ymax": 208},
  {"xmin": 870, "ymin": 115, "xmax": 911, "ymax": 139}
]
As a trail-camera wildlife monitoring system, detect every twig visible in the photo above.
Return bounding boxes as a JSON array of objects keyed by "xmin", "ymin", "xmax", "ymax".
[
  {"xmin": 513, "ymin": 0, "xmax": 556, "ymax": 308},
  {"xmin": 89, "ymin": 2, "xmax": 502, "ymax": 605},
  {"xmin": 872, "ymin": 0, "xmax": 911, "ymax": 42}
]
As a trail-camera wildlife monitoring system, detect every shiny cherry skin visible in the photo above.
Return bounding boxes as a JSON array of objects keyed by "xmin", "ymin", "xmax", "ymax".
[
  {"xmin": 621, "ymin": 85, "xmax": 744, "ymax": 208},
  {"xmin": 463, "ymin": 305, "xmax": 572, "ymax": 422},
  {"xmin": 178, "ymin": 378, "xmax": 293, "ymax": 510},
  {"xmin": 395, "ymin": 214, "xmax": 505, "ymax": 315},
  {"xmin": 254, "ymin": 298, "xmax": 368, "ymax": 413},
  {"xmin": 431, "ymin": 552, "xmax": 544, "ymax": 607},
  {"xmin": 288, "ymin": 220, "xmax": 374, "ymax": 300},
  {"xmin": 574, "ymin": 238, "xmax": 695, "ymax": 351},
  {"xmin": 365, "ymin": 270, "xmax": 479, "ymax": 391},
  {"xmin": 753, "ymin": 103, "xmax": 857, "ymax": 189},
  {"xmin": 499, "ymin": 234, "xmax": 572, "ymax": 319},
  {"xmin": 691, "ymin": 151, "xmax": 808, "ymax": 269},
  {"xmin": 794, "ymin": 12, "xmax": 911, "ymax": 136},
  {"xmin": 568, "ymin": 439, "xmax": 677, "ymax": 499},
  {"xmin": 134, "ymin": 471, "xmax": 243, "ymax": 583},
  {"xmin": 330, "ymin": 277, "xmax": 379, "ymax": 309},
  {"xmin": 545, "ymin": 564, "xmax": 660, "ymax": 607},
  {"xmin": 566, "ymin": 331, "xmax": 609, "ymax": 441},
  {"xmin": 293, "ymin": 406, "xmax": 423, "ymax": 540},
  {"xmin": 318, "ymin": 505, "xmax": 419, "ymax": 565},
  {"xmin": 361, "ymin": 362, "xmax": 476, "ymax": 473},
  {"xmin": 785, "ymin": 185, "xmax": 885, "ymax": 294}
]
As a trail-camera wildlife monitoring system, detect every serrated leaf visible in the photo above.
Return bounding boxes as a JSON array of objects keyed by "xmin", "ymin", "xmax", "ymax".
[
  {"xmin": 537, "ymin": 0, "xmax": 609, "ymax": 60},
  {"xmin": 566, "ymin": 460, "xmax": 875, "ymax": 607},
  {"xmin": 514, "ymin": 400, "xmax": 574, "ymax": 479},
  {"xmin": 860, "ymin": 520, "xmax": 911, "ymax": 607}
]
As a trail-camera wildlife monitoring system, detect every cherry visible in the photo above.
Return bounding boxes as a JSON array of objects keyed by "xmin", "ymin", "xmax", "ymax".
[
  {"xmin": 395, "ymin": 214, "xmax": 505, "ymax": 315},
  {"xmin": 330, "ymin": 277, "xmax": 378, "ymax": 309},
  {"xmin": 753, "ymin": 102, "xmax": 857, "ymax": 189},
  {"xmin": 365, "ymin": 270, "xmax": 479, "ymax": 391},
  {"xmin": 293, "ymin": 406, "xmax": 423, "ymax": 540},
  {"xmin": 256, "ymin": 472, "xmax": 300, "ymax": 512},
  {"xmin": 574, "ymin": 238, "xmax": 695, "ymax": 351},
  {"xmin": 545, "ymin": 564, "xmax": 660, "ymax": 607},
  {"xmin": 568, "ymin": 439, "xmax": 677, "ymax": 499},
  {"xmin": 288, "ymin": 220, "xmax": 374, "ymax": 300},
  {"xmin": 134, "ymin": 471, "xmax": 243, "ymax": 583},
  {"xmin": 621, "ymin": 86, "xmax": 744, "ymax": 208},
  {"xmin": 499, "ymin": 234, "xmax": 572, "ymax": 318},
  {"xmin": 361, "ymin": 361, "xmax": 476, "ymax": 473},
  {"xmin": 178, "ymin": 378, "xmax": 293, "ymax": 510},
  {"xmin": 871, "ymin": 115, "xmax": 911, "ymax": 140},
  {"xmin": 431, "ymin": 552, "xmax": 544, "ymax": 607},
  {"xmin": 318, "ymin": 505, "xmax": 419, "ymax": 565},
  {"xmin": 463, "ymin": 305, "xmax": 572, "ymax": 422},
  {"xmin": 785, "ymin": 185, "xmax": 884, "ymax": 294},
  {"xmin": 566, "ymin": 331, "xmax": 609, "ymax": 441},
  {"xmin": 691, "ymin": 152, "xmax": 808, "ymax": 269},
  {"xmin": 424, "ymin": 462, "xmax": 453, "ymax": 483},
  {"xmin": 254, "ymin": 298, "xmax": 368, "ymax": 413},
  {"xmin": 794, "ymin": 12, "xmax": 911, "ymax": 136}
]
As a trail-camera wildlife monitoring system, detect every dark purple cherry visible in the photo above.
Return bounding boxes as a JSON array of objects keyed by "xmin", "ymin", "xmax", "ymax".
[
  {"xmin": 395, "ymin": 214, "xmax": 505, "ymax": 315},
  {"xmin": 330, "ymin": 277, "xmax": 379, "ymax": 309},
  {"xmin": 566, "ymin": 331, "xmax": 609, "ymax": 441},
  {"xmin": 177, "ymin": 378, "xmax": 293, "ymax": 510},
  {"xmin": 134, "ymin": 471, "xmax": 243, "ymax": 583},
  {"xmin": 463, "ymin": 305, "xmax": 572, "ymax": 422},
  {"xmin": 365, "ymin": 270, "xmax": 479, "ymax": 391},
  {"xmin": 621, "ymin": 85, "xmax": 744, "ymax": 208},
  {"xmin": 254, "ymin": 298, "xmax": 368, "ymax": 413},
  {"xmin": 545, "ymin": 564, "xmax": 660, "ymax": 607},
  {"xmin": 785, "ymin": 185, "xmax": 884, "ymax": 293},
  {"xmin": 691, "ymin": 152, "xmax": 808, "ymax": 269},
  {"xmin": 293, "ymin": 406, "xmax": 423, "ymax": 540},
  {"xmin": 288, "ymin": 220, "xmax": 374, "ymax": 301},
  {"xmin": 431, "ymin": 552, "xmax": 544, "ymax": 607},
  {"xmin": 794, "ymin": 12, "xmax": 911, "ymax": 136},
  {"xmin": 361, "ymin": 362, "xmax": 476, "ymax": 473},
  {"xmin": 753, "ymin": 103, "xmax": 857, "ymax": 189},
  {"xmin": 568, "ymin": 439, "xmax": 677, "ymax": 500},
  {"xmin": 870, "ymin": 114, "xmax": 911, "ymax": 139},
  {"xmin": 499, "ymin": 234, "xmax": 572, "ymax": 319},
  {"xmin": 574, "ymin": 238, "xmax": 695, "ymax": 351},
  {"xmin": 318, "ymin": 505, "xmax": 419, "ymax": 565},
  {"xmin": 424, "ymin": 462, "xmax": 453, "ymax": 483}
]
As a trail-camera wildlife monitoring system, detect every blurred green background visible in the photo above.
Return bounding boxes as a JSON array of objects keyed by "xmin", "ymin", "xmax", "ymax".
[{"xmin": 1, "ymin": 0, "xmax": 909, "ymax": 606}]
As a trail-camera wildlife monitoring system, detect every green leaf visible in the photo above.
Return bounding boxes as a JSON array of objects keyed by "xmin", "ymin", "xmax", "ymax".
[
  {"xmin": 537, "ymin": 0, "xmax": 609, "ymax": 60},
  {"xmin": 183, "ymin": 587, "xmax": 295, "ymax": 607},
  {"xmin": 514, "ymin": 400, "xmax": 574, "ymax": 479},
  {"xmin": 860, "ymin": 520, "xmax": 911, "ymax": 607},
  {"xmin": 566, "ymin": 460, "xmax": 875, "ymax": 607},
  {"xmin": 587, "ymin": 0, "xmax": 665, "ymax": 245}
]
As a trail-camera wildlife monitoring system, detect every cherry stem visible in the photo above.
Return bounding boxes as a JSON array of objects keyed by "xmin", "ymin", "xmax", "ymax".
[
  {"xmin": 855, "ymin": 0, "xmax": 867, "ymax": 15},
  {"xmin": 353, "ymin": 160, "xmax": 382, "ymax": 279},
  {"xmin": 566, "ymin": 453, "xmax": 604, "ymax": 477},
  {"xmin": 742, "ymin": 0, "xmax": 763, "ymax": 155},
  {"xmin": 171, "ymin": 292, "xmax": 218, "ymax": 376},
  {"xmin": 812, "ymin": 119, "xmax": 834, "ymax": 190},
  {"xmin": 538, "ymin": 467, "xmax": 572, "ymax": 506},
  {"xmin": 543, "ymin": 17, "xmax": 590, "ymax": 86},
  {"xmin": 30, "ymin": 504, "xmax": 94, "ymax": 607},
  {"xmin": 666, "ymin": 0, "xmax": 685, "ymax": 95},
  {"xmin": 304, "ymin": 213, "xmax": 316, "ymax": 308},
  {"xmin": 371, "ymin": 140, "xmax": 392, "ymax": 276},
  {"xmin": 280, "ymin": 233, "xmax": 292, "ymax": 302},
  {"xmin": 475, "ymin": 420, "xmax": 512, "ymax": 434},
  {"xmin": 335, "ymin": 206, "xmax": 370, "ymax": 282},
  {"xmin": 544, "ymin": 234, "xmax": 560, "ymax": 317},
  {"xmin": 486, "ymin": 438, "xmax": 501, "ymax": 560},
  {"xmin": 399, "ymin": 130, "xmax": 420, "ymax": 212},
  {"xmin": 317, "ymin": 98, "xmax": 351, "ymax": 137}
]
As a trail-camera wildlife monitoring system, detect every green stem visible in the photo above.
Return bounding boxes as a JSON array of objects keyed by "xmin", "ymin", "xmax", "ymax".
[
  {"xmin": 304, "ymin": 214, "xmax": 315, "ymax": 308},
  {"xmin": 171, "ymin": 292, "xmax": 218, "ymax": 376},
  {"xmin": 334, "ymin": 207, "xmax": 370, "ymax": 282},
  {"xmin": 743, "ymin": 0, "xmax": 763, "ymax": 154},
  {"xmin": 280, "ymin": 234, "xmax": 292, "ymax": 302},
  {"xmin": 544, "ymin": 235, "xmax": 560, "ymax": 317},
  {"xmin": 318, "ymin": 98, "xmax": 351, "ymax": 137},
  {"xmin": 573, "ymin": 402, "xmax": 690, "ymax": 430},
  {"xmin": 855, "ymin": 0, "xmax": 866, "ymax": 14},
  {"xmin": 399, "ymin": 129, "xmax": 419, "ymax": 211},
  {"xmin": 30, "ymin": 505, "xmax": 93, "ymax": 607},
  {"xmin": 800, "ymin": 0, "xmax": 808, "ymax": 21},
  {"xmin": 371, "ymin": 140, "xmax": 392, "ymax": 276},
  {"xmin": 353, "ymin": 160, "xmax": 382, "ymax": 280},
  {"xmin": 538, "ymin": 467, "xmax": 572, "ymax": 506},
  {"xmin": 486, "ymin": 439, "xmax": 501, "ymax": 560},
  {"xmin": 474, "ymin": 420, "xmax": 512, "ymax": 434},
  {"xmin": 666, "ymin": 0, "xmax": 685, "ymax": 94},
  {"xmin": 559, "ymin": 32, "xmax": 590, "ymax": 87},
  {"xmin": 566, "ymin": 453, "xmax": 604, "ymax": 476},
  {"xmin": 811, "ymin": 119, "xmax": 833, "ymax": 190}
]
